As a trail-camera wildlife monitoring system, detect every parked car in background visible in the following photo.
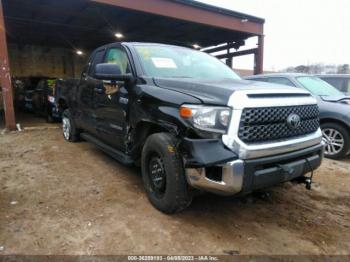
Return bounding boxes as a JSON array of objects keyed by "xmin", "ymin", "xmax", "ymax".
[
  {"xmin": 316, "ymin": 74, "xmax": 350, "ymax": 95},
  {"xmin": 14, "ymin": 77, "xmax": 44, "ymax": 111},
  {"xmin": 12, "ymin": 78, "xmax": 26, "ymax": 110},
  {"xmin": 54, "ymin": 78, "xmax": 77, "ymax": 117},
  {"xmin": 31, "ymin": 78, "xmax": 60, "ymax": 122},
  {"xmin": 58, "ymin": 42, "xmax": 324, "ymax": 213},
  {"xmin": 11, "ymin": 77, "xmax": 62, "ymax": 122},
  {"xmin": 245, "ymin": 73, "xmax": 350, "ymax": 159}
]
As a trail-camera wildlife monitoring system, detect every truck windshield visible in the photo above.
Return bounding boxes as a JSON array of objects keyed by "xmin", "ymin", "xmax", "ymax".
[
  {"xmin": 134, "ymin": 45, "xmax": 241, "ymax": 80},
  {"xmin": 296, "ymin": 76, "xmax": 344, "ymax": 96}
]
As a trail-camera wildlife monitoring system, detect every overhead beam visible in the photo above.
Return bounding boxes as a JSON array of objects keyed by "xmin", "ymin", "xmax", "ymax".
[
  {"xmin": 0, "ymin": 0, "xmax": 15, "ymax": 130},
  {"xmin": 203, "ymin": 40, "xmax": 247, "ymax": 54},
  {"xmin": 93, "ymin": 0, "xmax": 264, "ymax": 35},
  {"xmin": 203, "ymin": 43, "xmax": 234, "ymax": 54},
  {"xmin": 215, "ymin": 48, "xmax": 258, "ymax": 60}
]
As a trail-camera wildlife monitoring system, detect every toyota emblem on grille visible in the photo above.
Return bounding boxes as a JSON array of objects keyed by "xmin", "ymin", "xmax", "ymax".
[{"xmin": 287, "ymin": 113, "xmax": 301, "ymax": 129}]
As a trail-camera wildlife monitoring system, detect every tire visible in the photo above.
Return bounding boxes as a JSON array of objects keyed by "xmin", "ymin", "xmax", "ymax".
[
  {"xmin": 62, "ymin": 109, "xmax": 79, "ymax": 142},
  {"xmin": 321, "ymin": 122, "xmax": 350, "ymax": 160},
  {"xmin": 141, "ymin": 133, "xmax": 192, "ymax": 214}
]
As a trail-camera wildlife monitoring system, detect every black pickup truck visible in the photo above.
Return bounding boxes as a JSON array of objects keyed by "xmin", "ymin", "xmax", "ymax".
[{"xmin": 57, "ymin": 42, "xmax": 324, "ymax": 213}]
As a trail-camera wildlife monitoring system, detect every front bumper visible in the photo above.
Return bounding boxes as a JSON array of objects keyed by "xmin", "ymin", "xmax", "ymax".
[{"xmin": 185, "ymin": 143, "xmax": 324, "ymax": 196}]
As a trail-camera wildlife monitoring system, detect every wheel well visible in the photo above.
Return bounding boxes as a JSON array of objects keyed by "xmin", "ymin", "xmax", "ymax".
[
  {"xmin": 131, "ymin": 122, "xmax": 171, "ymax": 158},
  {"xmin": 320, "ymin": 118, "xmax": 350, "ymax": 130}
]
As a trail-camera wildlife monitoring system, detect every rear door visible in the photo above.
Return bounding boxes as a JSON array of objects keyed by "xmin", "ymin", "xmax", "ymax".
[
  {"xmin": 94, "ymin": 45, "xmax": 131, "ymax": 150},
  {"xmin": 76, "ymin": 49, "xmax": 106, "ymax": 134}
]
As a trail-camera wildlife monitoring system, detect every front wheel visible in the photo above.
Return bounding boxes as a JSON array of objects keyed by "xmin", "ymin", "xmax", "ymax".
[
  {"xmin": 141, "ymin": 133, "xmax": 192, "ymax": 214},
  {"xmin": 321, "ymin": 122, "xmax": 350, "ymax": 159}
]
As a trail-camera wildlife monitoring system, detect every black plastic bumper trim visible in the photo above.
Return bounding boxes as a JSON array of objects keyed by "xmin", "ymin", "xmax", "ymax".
[
  {"xmin": 180, "ymin": 138, "xmax": 238, "ymax": 168},
  {"xmin": 241, "ymin": 143, "xmax": 324, "ymax": 193}
]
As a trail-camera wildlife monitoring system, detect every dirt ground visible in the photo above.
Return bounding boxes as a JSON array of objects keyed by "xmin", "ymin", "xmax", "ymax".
[{"xmin": 0, "ymin": 117, "xmax": 349, "ymax": 255}]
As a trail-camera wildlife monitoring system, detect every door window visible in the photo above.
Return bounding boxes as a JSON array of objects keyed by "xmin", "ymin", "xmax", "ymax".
[
  {"xmin": 88, "ymin": 49, "xmax": 105, "ymax": 77},
  {"xmin": 322, "ymin": 77, "xmax": 344, "ymax": 91},
  {"xmin": 101, "ymin": 47, "xmax": 131, "ymax": 96},
  {"xmin": 346, "ymin": 79, "xmax": 350, "ymax": 93},
  {"xmin": 79, "ymin": 50, "xmax": 105, "ymax": 106},
  {"xmin": 105, "ymin": 48, "xmax": 130, "ymax": 74}
]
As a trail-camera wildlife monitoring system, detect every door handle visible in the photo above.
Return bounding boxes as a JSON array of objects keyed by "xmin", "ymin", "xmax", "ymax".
[{"xmin": 94, "ymin": 88, "xmax": 104, "ymax": 94}]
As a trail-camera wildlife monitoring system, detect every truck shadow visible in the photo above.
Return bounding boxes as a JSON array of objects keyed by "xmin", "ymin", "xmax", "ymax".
[{"xmin": 339, "ymin": 157, "xmax": 350, "ymax": 164}]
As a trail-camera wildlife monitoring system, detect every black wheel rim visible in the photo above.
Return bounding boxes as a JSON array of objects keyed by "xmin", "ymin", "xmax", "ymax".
[{"xmin": 148, "ymin": 153, "xmax": 166, "ymax": 197}]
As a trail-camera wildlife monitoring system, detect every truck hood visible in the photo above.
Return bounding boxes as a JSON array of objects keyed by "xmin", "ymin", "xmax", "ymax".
[{"xmin": 153, "ymin": 77, "xmax": 304, "ymax": 105}]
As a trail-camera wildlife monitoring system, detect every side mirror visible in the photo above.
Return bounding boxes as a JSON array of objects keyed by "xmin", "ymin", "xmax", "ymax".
[{"xmin": 94, "ymin": 63, "xmax": 134, "ymax": 82}]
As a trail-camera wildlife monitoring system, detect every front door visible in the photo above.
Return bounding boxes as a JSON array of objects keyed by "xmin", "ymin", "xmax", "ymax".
[
  {"xmin": 76, "ymin": 49, "xmax": 105, "ymax": 135},
  {"xmin": 94, "ymin": 46, "xmax": 131, "ymax": 150}
]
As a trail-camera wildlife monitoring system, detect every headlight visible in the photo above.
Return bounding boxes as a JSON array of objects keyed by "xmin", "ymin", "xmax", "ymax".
[{"xmin": 180, "ymin": 104, "xmax": 232, "ymax": 134}]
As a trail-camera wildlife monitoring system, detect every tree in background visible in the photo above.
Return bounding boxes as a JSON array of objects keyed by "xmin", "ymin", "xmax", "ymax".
[
  {"xmin": 337, "ymin": 64, "xmax": 350, "ymax": 74},
  {"xmin": 283, "ymin": 64, "xmax": 350, "ymax": 74}
]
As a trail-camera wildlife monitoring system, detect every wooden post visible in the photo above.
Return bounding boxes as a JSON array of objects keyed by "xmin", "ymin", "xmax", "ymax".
[
  {"xmin": 226, "ymin": 43, "xmax": 233, "ymax": 68},
  {"xmin": 254, "ymin": 35, "xmax": 264, "ymax": 75},
  {"xmin": 0, "ymin": 0, "xmax": 16, "ymax": 130}
]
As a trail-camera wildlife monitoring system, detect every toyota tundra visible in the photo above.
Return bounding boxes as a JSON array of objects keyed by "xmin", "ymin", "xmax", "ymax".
[{"xmin": 57, "ymin": 42, "xmax": 324, "ymax": 213}]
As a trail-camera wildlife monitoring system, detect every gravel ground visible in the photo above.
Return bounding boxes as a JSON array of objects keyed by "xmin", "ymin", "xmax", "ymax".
[{"xmin": 0, "ymin": 122, "xmax": 349, "ymax": 255}]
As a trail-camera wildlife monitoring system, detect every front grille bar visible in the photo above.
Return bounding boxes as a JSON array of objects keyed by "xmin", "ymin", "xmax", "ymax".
[{"xmin": 238, "ymin": 105, "xmax": 320, "ymax": 143}]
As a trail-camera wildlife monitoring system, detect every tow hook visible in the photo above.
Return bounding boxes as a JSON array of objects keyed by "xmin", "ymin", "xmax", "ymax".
[
  {"xmin": 293, "ymin": 158, "xmax": 314, "ymax": 190},
  {"xmin": 297, "ymin": 176, "xmax": 312, "ymax": 190},
  {"xmin": 304, "ymin": 158, "xmax": 314, "ymax": 190},
  {"xmin": 305, "ymin": 178, "xmax": 312, "ymax": 190}
]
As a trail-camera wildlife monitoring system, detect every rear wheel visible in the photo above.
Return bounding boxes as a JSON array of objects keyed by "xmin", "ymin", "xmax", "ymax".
[
  {"xmin": 62, "ymin": 109, "xmax": 79, "ymax": 142},
  {"xmin": 321, "ymin": 122, "xmax": 350, "ymax": 159},
  {"xmin": 141, "ymin": 133, "xmax": 192, "ymax": 213}
]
